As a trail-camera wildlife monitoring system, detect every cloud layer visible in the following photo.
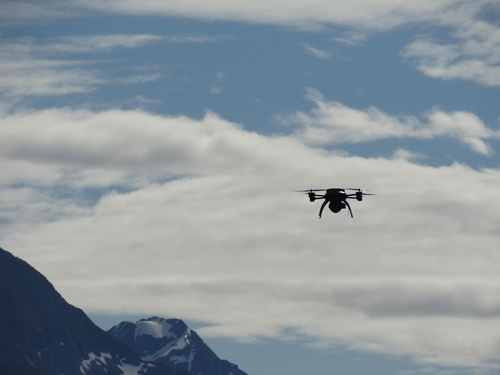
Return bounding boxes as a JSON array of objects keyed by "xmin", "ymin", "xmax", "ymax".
[
  {"xmin": 402, "ymin": 1, "xmax": 500, "ymax": 86},
  {"xmin": 281, "ymin": 89, "xmax": 500, "ymax": 155},
  {"xmin": 2, "ymin": 105, "xmax": 500, "ymax": 370},
  {"xmin": 3, "ymin": 1, "xmax": 500, "ymax": 92},
  {"xmin": 74, "ymin": 0, "xmax": 458, "ymax": 30},
  {"xmin": 0, "ymin": 35, "xmax": 156, "ymax": 98}
]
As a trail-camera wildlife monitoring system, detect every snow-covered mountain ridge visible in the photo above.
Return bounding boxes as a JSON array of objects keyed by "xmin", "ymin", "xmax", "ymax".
[{"xmin": 110, "ymin": 317, "xmax": 247, "ymax": 375}]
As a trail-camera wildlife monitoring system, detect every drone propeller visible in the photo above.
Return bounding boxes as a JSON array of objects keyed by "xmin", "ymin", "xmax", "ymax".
[
  {"xmin": 346, "ymin": 188, "xmax": 376, "ymax": 195},
  {"xmin": 295, "ymin": 189, "xmax": 327, "ymax": 193}
]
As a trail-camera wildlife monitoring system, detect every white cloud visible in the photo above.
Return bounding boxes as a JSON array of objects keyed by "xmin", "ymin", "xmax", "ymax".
[
  {"xmin": 75, "ymin": 0, "xmax": 463, "ymax": 31},
  {"xmin": 332, "ymin": 31, "xmax": 367, "ymax": 46},
  {"xmin": 44, "ymin": 34, "xmax": 165, "ymax": 53},
  {"xmin": 0, "ymin": 108, "xmax": 288, "ymax": 174},
  {"xmin": 2, "ymin": 0, "xmax": 461, "ymax": 31},
  {"xmin": 299, "ymin": 43, "xmax": 332, "ymax": 59},
  {"xmin": 209, "ymin": 72, "xmax": 229, "ymax": 94},
  {"xmin": 0, "ymin": 0, "xmax": 77, "ymax": 25},
  {"xmin": 280, "ymin": 88, "xmax": 500, "ymax": 155},
  {"xmin": 1, "ymin": 105, "xmax": 500, "ymax": 371},
  {"xmin": 1, "ymin": 35, "xmax": 164, "ymax": 56},
  {"xmin": 402, "ymin": 37, "xmax": 500, "ymax": 86},
  {"xmin": 164, "ymin": 34, "xmax": 227, "ymax": 44},
  {"xmin": 401, "ymin": 2, "xmax": 500, "ymax": 86},
  {"xmin": 118, "ymin": 74, "xmax": 162, "ymax": 85},
  {"xmin": 0, "ymin": 34, "xmax": 166, "ymax": 98},
  {"xmin": 5, "ymin": 1, "xmax": 499, "ymax": 89},
  {"xmin": 0, "ymin": 59, "xmax": 102, "ymax": 97},
  {"xmin": 0, "ymin": 33, "xmax": 227, "ymax": 99},
  {"xmin": 391, "ymin": 148, "xmax": 427, "ymax": 162}
]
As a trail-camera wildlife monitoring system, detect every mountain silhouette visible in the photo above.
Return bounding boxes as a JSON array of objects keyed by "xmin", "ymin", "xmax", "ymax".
[{"xmin": 0, "ymin": 247, "xmax": 187, "ymax": 375}]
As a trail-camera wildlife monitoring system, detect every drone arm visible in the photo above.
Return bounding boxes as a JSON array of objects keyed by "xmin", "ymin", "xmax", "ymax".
[
  {"xmin": 345, "ymin": 201, "xmax": 353, "ymax": 218},
  {"xmin": 318, "ymin": 200, "xmax": 328, "ymax": 218}
]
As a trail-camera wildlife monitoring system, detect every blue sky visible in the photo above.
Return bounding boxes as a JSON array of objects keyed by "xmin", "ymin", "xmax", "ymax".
[{"xmin": 1, "ymin": 1, "xmax": 500, "ymax": 374}]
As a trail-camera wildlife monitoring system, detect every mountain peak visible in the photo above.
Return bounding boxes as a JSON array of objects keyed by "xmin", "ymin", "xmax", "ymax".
[
  {"xmin": 135, "ymin": 317, "xmax": 190, "ymax": 340},
  {"xmin": 110, "ymin": 317, "xmax": 247, "ymax": 375}
]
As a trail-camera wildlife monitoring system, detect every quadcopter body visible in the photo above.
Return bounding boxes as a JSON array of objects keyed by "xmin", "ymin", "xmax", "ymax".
[{"xmin": 298, "ymin": 188, "xmax": 373, "ymax": 218}]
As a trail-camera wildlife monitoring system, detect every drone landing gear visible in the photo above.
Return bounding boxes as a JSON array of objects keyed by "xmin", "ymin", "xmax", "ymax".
[{"xmin": 345, "ymin": 201, "xmax": 353, "ymax": 218}]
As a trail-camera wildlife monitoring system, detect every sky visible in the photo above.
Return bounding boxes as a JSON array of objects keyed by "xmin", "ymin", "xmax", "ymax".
[{"xmin": 1, "ymin": 1, "xmax": 500, "ymax": 374}]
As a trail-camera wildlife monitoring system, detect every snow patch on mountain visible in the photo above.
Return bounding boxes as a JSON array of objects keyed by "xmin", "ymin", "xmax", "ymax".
[
  {"xmin": 171, "ymin": 349, "xmax": 196, "ymax": 372},
  {"xmin": 117, "ymin": 362, "xmax": 146, "ymax": 375},
  {"xmin": 142, "ymin": 328, "xmax": 192, "ymax": 363},
  {"xmin": 80, "ymin": 352, "xmax": 112, "ymax": 374},
  {"xmin": 135, "ymin": 319, "xmax": 175, "ymax": 339}
]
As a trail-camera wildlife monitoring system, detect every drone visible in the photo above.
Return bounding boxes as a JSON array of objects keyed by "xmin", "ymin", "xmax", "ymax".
[{"xmin": 297, "ymin": 188, "xmax": 374, "ymax": 218}]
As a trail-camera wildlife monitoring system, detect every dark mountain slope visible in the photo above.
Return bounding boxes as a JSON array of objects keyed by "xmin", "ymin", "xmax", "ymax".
[{"xmin": 0, "ymin": 247, "xmax": 186, "ymax": 375}]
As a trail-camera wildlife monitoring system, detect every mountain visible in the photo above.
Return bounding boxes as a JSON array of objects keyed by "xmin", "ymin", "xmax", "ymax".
[
  {"xmin": 0, "ymin": 247, "xmax": 187, "ymax": 375},
  {"xmin": 109, "ymin": 317, "xmax": 248, "ymax": 375}
]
